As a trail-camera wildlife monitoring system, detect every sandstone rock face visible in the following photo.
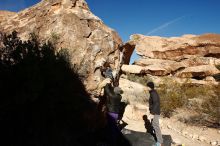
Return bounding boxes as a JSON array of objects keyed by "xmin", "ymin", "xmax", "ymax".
[
  {"xmin": 0, "ymin": 11, "xmax": 16, "ymax": 23},
  {"xmin": 175, "ymin": 65, "xmax": 220, "ymax": 78},
  {"xmin": 121, "ymin": 65, "xmax": 145, "ymax": 74},
  {"xmin": 119, "ymin": 78, "xmax": 148, "ymax": 103},
  {"xmin": 124, "ymin": 34, "xmax": 220, "ymax": 85},
  {"xmin": 122, "ymin": 64, "xmax": 169, "ymax": 76},
  {"xmin": 0, "ymin": 0, "xmax": 122, "ymax": 93},
  {"xmin": 130, "ymin": 34, "xmax": 220, "ymax": 60}
]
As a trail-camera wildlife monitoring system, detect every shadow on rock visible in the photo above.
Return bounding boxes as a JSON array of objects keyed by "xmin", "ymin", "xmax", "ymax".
[{"xmin": 0, "ymin": 31, "xmax": 131, "ymax": 146}]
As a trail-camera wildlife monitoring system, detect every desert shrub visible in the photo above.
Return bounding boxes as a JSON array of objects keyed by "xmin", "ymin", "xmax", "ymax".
[
  {"xmin": 216, "ymin": 65, "xmax": 220, "ymax": 70},
  {"xmin": 158, "ymin": 77, "xmax": 214, "ymax": 118},
  {"xmin": 130, "ymin": 34, "xmax": 140, "ymax": 41},
  {"xmin": 214, "ymin": 65, "xmax": 220, "ymax": 81},
  {"xmin": 182, "ymin": 84, "xmax": 213, "ymax": 101},
  {"xmin": 200, "ymin": 85, "xmax": 220, "ymax": 126},
  {"xmin": 181, "ymin": 85, "xmax": 220, "ymax": 127},
  {"xmin": 50, "ymin": 31, "xmax": 60, "ymax": 45},
  {"xmin": 158, "ymin": 79, "xmax": 186, "ymax": 117}
]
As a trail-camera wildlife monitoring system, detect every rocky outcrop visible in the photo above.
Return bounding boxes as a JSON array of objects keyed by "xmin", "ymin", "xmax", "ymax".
[
  {"xmin": 130, "ymin": 34, "xmax": 220, "ymax": 60},
  {"xmin": 0, "ymin": 0, "xmax": 122, "ymax": 93},
  {"xmin": 122, "ymin": 64, "xmax": 169, "ymax": 76},
  {"xmin": 123, "ymin": 34, "xmax": 220, "ymax": 85},
  {"xmin": 0, "ymin": 11, "xmax": 16, "ymax": 23},
  {"xmin": 119, "ymin": 78, "xmax": 148, "ymax": 103},
  {"xmin": 175, "ymin": 65, "xmax": 220, "ymax": 78}
]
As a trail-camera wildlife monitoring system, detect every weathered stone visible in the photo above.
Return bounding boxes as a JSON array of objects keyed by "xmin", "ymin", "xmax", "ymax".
[
  {"xmin": 181, "ymin": 130, "xmax": 188, "ymax": 136},
  {"xmin": 172, "ymin": 138, "xmax": 181, "ymax": 145},
  {"xmin": 211, "ymin": 141, "xmax": 218, "ymax": 146},
  {"xmin": 198, "ymin": 136, "xmax": 207, "ymax": 142},
  {"xmin": 121, "ymin": 64, "xmax": 146, "ymax": 74},
  {"xmin": 122, "ymin": 63, "xmax": 173, "ymax": 76},
  {"xmin": 192, "ymin": 134, "xmax": 199, "ymax": 140},
  {"xmin": 134, "ymin": 57, "xmax": 220, "ymax": 77},
  {"xmin": 0, "ymin": 0, "xmax": 122, "ymax": 93},
  {"xmin": 167, "ymin": 125, "xmax": 172, "ymax": 129},
  {"xmin": 175, "ymin": 65, "xmax": 220, "ymax": 78},
  {"xmin": 181, "ymin": 57, "xmax": 220, "ymax": 66},
  {"xmin": 189, "ymin": 134, "xmax": 193, "ymax": 138},
  {"xmin": 126, "ymin": 33, "xmax": 220, "ymax": 85},
  {"xmin": 0, "ymin": 11, "xmax": 16, "ymax": 23},
  {"xmin": 119, "ymin": 78, "xmax": 148, "ymax": 103},
  {"xmin": 205, "ymin": 76, "xmax": 216, "ymax": 82},
  {"xmin": 129, "ymin": 34, "xmax": 220, "ymax": 60}
]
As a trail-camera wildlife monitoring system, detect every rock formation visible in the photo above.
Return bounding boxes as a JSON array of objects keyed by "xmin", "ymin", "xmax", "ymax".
[
  {"xmin": 122, "ymin": 34, "xmax": 220, "ymax": 85},
  {"xmin": 131, "ymin": 34, "xmax": 220, "ymax": 60},
  {"xmin": 0, "ymin": 11, "xmax": 16, "ymax": 23},
  {"xmin": 119, "ymin": 78, "xmax": 148, "ymax": 103},
  {"xmin": 0, "ymin": 0, "xmax": 122, "ymax": 94},
  {"xmin": 1, "ymin": 0, "xmax": 219, "ymax": 91}
]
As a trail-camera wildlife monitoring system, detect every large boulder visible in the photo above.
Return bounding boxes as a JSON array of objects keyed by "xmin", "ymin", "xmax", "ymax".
[
  {"xmin": 121, "ymin": 65, "xmax": 146, "ymax": 74},
  {"xmin": 0, "ymin": 0, "xmax": 122, "ymax": 93},
  {"xmin": 133, "ymin": 57, "xmax": 220, "ymax": 77},
  {"xmin": 123, "ymin": 34, "xmax": 220, "ymax": 85},
  {"xmin": 122, "ymin": 64, "xmax": 169, "ymax": 76},
  {"xmin": 175, "ymin": 65, "xmax": 220, "ymax": 78},
  {"xmin": 0, "ymin": 11, "xmax": 16, "ymax": 23},
  {"xmin": 119, "ymin": 78, "xmax": 148, "ymax": 103},
  {"xmin": 130, "ymin": 34, "xmax": 220, "ymax": 60}
]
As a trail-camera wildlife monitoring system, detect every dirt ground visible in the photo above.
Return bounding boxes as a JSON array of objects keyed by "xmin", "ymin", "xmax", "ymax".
[{"xmin": 121, "ymin": 104, "xmax": 220, "ymax": 146}]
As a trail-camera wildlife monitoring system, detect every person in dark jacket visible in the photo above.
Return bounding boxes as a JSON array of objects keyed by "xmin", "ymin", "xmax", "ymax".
[
  {"xmin": 147, "ymin": 81, "xmax": 163, "ymax": 146},
  {"xmin": 104, "ymin": 84, "xmax": 123, "ymax": 122}
]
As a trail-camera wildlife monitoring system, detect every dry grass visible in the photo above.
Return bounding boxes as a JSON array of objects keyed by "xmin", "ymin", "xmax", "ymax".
[
  {"xmin": 200, "ymin": 85, "xmax": 220, "ymax": 126},
  {"xmin": 157, "ymin": 77, "xmax": 214, "ymax": 118}
]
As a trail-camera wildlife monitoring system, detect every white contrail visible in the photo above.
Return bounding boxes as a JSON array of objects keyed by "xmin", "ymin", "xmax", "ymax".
[{"xmin": 146, "ymin": 16, "xmax": 186, "ymax": 35}]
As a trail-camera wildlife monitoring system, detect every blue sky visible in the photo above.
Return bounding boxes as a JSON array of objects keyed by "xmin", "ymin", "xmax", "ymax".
[{"xmin": 1, "ymin": 0, "xmax": 220, "ymax": 63}]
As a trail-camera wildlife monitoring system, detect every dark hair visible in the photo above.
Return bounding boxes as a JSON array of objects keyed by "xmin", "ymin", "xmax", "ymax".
[{"xmin": 147, "ymin": 81, "xmax": 154, "ymax": 89}]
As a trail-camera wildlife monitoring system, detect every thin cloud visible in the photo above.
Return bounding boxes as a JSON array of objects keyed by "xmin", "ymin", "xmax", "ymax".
[{"xmin": 146, "ymin": 16, "xmax": 186, "ymax": 35}]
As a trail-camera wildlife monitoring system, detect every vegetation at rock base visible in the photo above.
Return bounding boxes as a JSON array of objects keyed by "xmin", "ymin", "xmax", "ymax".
[
  {"xmin": 214, "ymin": 65, "xmax": 220, "ymax": 81},
  {"xmin": 130, "ymin": 34, "xmax": 141, "ymax": 41},
  {"xmin": 216, "ymin": 65, "xmax": 220, "ymax": 70},
  {"xmin": 200, "ymin": 85, "xmax": 220, "ymax": 126},
  {"xmin": 0, "ymin": 31, "xmax": 131, "ymax": 146},
  {"xmin": 158, "ymin": 78, "xmax": 220, "ymax": 126},
  {"xmin": 127, "ymin": 73, "xmax": 150, "ymax": 86},
  {"xmin": 127, "ymin": 73, "xmax": 220, "ymax": 126},
  {"xmin": 157, "ymin": 78, "xmax": 212, "ymax": 117}
]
